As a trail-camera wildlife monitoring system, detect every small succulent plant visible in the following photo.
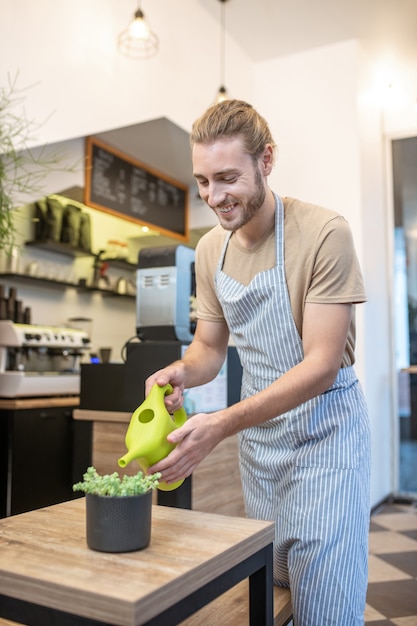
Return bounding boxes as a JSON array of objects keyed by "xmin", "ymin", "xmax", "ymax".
[{"xmin": 73, "ymin": 466, "xmax": 160, "ymax": 497}]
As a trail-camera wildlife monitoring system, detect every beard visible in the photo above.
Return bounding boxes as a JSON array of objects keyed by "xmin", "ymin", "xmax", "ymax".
[{"xmin": 218, "ymin": 167, "xmax": 266, "ymax": 232}]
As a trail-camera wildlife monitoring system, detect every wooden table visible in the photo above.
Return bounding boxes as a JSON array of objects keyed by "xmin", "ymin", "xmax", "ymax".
[
  {"xmin": 0, "ymin": 499, "xmax": 274, "ymax": 626},
  {"xmin": 0, "ymin": 396, "xmax": 79, "ymax": 410}
]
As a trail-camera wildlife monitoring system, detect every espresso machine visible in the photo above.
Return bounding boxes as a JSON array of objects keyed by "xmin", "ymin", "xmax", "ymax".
[
  {"xmin": 80, "ymin": 245, "xmax": 197, "ymax": 413},
  {"xmin": 126, "ymin": 244, "xmax": 242, "ymax": 411},
  {"xmin": 135, "ymin": 245, "xmax": 196, "ymax": 343},
  {"xmin": 121, "ymin": 245, "xmax": 197, "ymax": 407},
  {"xmin": 80, "ymin": 244, "xmax": 241, "ymax": 413},
  {"xmin": 0, "ymin": 320, "xmax": 91, "ymax": 397}
]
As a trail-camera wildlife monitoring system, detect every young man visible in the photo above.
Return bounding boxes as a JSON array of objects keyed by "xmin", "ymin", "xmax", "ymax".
[{"xmin": 146, "ymin": 99, "xmax": 371, "ymax": 625}]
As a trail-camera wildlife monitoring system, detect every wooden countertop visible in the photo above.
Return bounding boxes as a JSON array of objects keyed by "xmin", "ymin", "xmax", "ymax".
[
  {"xmin": 0, "ymin": 396, "xmax": 80, "ymax": 410},
  {"xmin": 73, "ymin": 408, "xmax": 131, "ymax": 422},
  {"xmin": 0, "ymin": 498, "xmax": 274, "ymax": 625}
]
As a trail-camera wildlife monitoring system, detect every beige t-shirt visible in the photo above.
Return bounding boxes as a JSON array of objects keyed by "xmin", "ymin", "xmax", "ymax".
[{"xmin": 195, "ymin": 196, "xmax": 366, "ymax": 367}]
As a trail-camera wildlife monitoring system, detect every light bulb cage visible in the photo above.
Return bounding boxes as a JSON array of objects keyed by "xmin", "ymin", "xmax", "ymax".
[{"xmin": 117, "ymin": 6, "xmax": 159, "ymax": 60}]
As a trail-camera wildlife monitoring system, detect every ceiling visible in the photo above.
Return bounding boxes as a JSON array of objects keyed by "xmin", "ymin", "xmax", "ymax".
[{"xmin": 197, "ymin": 0, "xmax": 417, "ymax": 64}]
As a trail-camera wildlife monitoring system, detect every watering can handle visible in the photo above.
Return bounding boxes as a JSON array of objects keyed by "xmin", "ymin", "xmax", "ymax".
[
  {"xmin": 158, "ymin": 383, "xmax": 187, "ymax": 428},
  {"xmin": 161, "ymin": 383, "xmax": 173, "ymax": 395},
  {"xmin": 172, "ymin": 405, "xmax": 187, "ymax": 428}
]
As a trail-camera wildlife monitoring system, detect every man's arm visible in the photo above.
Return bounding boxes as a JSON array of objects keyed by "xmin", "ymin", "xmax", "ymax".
[
  {"xmin": 147, "ymin": 302, "xmax": 352, "ymax": 485},
  {"xmin": 145, "ymin": 318, "xmax": 230, "ymax": 412},
  {"xmin": 222, "ymin": 301, "xmax": 352, "ymax": 433}
]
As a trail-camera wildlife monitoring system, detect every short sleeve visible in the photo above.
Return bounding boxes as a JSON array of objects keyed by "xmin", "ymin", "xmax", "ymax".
[
  {"xmin": 195, "ymin": 228, "xmax": 226, "ymax": 321},
  {"xmin": 305, "ymin": 216, "xmax": 367, "ymax": 305}
]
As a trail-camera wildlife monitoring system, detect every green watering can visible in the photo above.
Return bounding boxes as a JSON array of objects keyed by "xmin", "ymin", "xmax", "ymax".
[{"xmin": 118, "ymin": 383, "xmax": 187, "ymax": 491}]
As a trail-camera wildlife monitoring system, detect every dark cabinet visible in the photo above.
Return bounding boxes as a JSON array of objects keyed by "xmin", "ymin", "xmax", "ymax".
[{"xmin": 0, "ymin": 406, "xmax": 92, "ymax": 517}]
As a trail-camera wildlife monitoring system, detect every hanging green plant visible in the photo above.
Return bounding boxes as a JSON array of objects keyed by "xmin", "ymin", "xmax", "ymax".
[{"xmin": 0, "ymin": 72, "xmax": 78, "ymax": 254}]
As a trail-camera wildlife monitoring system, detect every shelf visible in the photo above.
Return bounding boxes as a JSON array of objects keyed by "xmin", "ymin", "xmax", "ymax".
[
  {"xmin": 0, "ymin": 272, "xmax": 76, "ymax": 289},
  {"xmin": 25, "ymin": 240, "xmax": 93, "ymax": 258},
  {"xmin": 25, "ymin": 242, "xmax": 137, "ymax": 270},
  {"xmin": 0, "ymin": 273, "xmax": 135, "ymax": 299},
  {"xmin": 101, "ymin": 258, "xmax": 137, "ymax": 271}
]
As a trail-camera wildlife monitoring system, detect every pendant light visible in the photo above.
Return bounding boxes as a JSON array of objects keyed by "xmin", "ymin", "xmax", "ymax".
[
  {"xmin": 214, "ymin": 0, "xmax": 230, "ymax": 104},
  {"xmin": 117, "ymin": 2, "xmax": 159, "ymax": 60}
]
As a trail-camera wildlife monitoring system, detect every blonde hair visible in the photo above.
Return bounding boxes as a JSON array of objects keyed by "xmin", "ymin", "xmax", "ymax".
[{"xmin": 190, "ymin": 99, "xmax": 276, "ymax": 163}]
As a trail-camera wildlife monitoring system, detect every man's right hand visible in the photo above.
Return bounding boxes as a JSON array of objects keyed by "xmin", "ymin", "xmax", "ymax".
[{"xmin": 145, "ymin": 362, "xmax": 186, "ymax": 413}]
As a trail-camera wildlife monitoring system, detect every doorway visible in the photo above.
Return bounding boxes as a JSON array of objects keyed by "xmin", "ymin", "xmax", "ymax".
[{"xmin": 392, "ymin": 135, "xmax": 417, "ymax": 496}]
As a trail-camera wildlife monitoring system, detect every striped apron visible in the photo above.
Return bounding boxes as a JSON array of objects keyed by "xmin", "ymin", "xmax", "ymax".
[{"xmin": 215, "ymin": 194, "xmax": 371, "ymax": 625}]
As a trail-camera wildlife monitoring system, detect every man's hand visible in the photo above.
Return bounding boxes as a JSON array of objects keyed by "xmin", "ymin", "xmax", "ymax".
[
  {"xmin": 145, "ymin": 362, "xmax": 186, "ymax": 412},
  {"xmin": 147, "ymin": 411, "xmax": 225, "ymax": 485}
]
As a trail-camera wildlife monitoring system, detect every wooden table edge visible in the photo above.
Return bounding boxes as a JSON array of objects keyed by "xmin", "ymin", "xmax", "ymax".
[{"xmin": 0, "ymin": 501, "xmax": 275, "ymax": 625}]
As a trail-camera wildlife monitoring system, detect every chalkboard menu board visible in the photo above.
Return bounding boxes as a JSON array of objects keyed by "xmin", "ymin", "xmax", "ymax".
[{"xmin": 84, "ymin": 136, "xmax": 188, "ymax": 241}]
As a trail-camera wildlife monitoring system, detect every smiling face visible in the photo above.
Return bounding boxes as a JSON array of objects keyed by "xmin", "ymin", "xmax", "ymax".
[{"xmin": 192, "ymin": 136, "xmax": 270, "ymax": 232}]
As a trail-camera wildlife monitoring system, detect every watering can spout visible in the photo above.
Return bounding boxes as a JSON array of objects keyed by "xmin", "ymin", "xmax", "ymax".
[
  {"xmin": 118, "ymin": 448, "xmax": 145, "ymax": 469},
  {"xmin": 117, "ymin": 383, "xmax": 187, "ymax": 491}
]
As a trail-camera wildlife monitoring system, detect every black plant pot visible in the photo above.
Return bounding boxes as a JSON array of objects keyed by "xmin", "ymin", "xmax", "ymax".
[{"xmin": 85, "ymin": 491, "xmax": 152, "ymax": 552}]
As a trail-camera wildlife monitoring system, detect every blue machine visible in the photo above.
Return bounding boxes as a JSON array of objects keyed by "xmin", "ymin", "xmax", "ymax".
[{"xmin": 136, "ymin": 245, "xmax": 195, "ymax": 343}]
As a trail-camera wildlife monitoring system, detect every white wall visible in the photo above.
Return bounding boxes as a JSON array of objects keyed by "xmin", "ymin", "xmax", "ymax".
[
  {"xmin": 2, "ymin": 1, "xmax": 417, "ymax": 505},
  {"xmin": 254, "ymin": 40, "xmax": 394, "ymax": 506}
]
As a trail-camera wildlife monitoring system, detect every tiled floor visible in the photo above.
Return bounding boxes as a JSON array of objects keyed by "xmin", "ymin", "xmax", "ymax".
[{"xmin": 366, "ymin": 500, "xmax": 417, "ymax": 625}]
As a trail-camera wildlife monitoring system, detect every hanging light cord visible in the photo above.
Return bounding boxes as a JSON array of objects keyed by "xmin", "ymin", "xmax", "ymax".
[
  {"xmin": 117, "ymin": 0, "xmax": 159, "ymax": 60},
  {"xmin": 220, "ymin": 0, "xmax": 226, "ymax": 90}
]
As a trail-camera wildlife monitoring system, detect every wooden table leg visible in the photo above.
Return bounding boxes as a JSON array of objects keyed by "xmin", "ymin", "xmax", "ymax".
[{"xmin": 249, "ymin": 543, "xmax": 274, "ymax": 626}]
